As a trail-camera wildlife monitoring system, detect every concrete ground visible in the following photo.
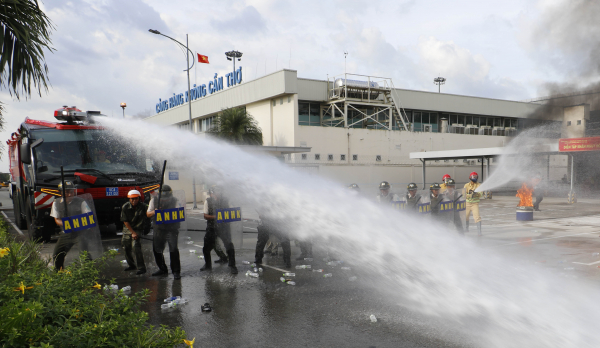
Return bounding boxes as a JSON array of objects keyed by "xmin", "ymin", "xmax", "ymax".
[{"xmin": 3, "ymin": 190, "xmax": 600, "ymax": 347}]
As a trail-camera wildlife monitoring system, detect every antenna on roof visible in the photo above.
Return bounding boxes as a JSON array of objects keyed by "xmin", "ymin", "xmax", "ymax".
[{"xmin": 344, "ymin": 51, "xmax": 348, "ymax": 76}]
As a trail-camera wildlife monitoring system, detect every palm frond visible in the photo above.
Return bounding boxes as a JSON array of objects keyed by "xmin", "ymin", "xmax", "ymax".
[{"xmin": 0, "ymin": 0, "xmax": 55, "ymax": 99}]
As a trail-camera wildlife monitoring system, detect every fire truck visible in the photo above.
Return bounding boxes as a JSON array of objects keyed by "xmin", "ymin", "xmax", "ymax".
[{"xmin": 7, "ymin": 106, "xmax": 161, "ymax": 241}]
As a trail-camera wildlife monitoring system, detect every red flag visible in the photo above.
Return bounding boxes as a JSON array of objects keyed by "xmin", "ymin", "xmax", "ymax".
[{"xmin": 197, "ymin": 54, "xmax": 209, "ymax": 64}]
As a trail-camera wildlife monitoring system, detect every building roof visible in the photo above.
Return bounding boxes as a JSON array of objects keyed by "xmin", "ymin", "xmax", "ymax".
[{"xmin": 409, "ymin": 143, "xmax": 559, "ymax": 160}]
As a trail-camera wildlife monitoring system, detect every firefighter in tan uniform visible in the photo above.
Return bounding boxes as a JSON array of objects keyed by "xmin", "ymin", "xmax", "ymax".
[
  {"xmin": 440, "ymin": 174, "xmax": 451, "ymax": 194},
  {"xmin": 464, "ymin": 172, "xmax": 482, "ymax": 236}
]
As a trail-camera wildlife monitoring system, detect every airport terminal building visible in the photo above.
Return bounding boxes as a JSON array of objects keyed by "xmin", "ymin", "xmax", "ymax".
[{"xmin": 145, "ymin": 69, "xmax": 572, "ymax": 193}]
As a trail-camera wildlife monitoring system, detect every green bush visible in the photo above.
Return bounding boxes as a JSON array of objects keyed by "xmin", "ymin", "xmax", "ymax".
[{"xmin": 0, "ymin": 217, "xmax": 188, "ymax": 347}]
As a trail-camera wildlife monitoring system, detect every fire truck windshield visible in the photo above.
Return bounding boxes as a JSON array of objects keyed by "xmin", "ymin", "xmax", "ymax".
[{"xmin": 30, "ymin": 129, "xmax": 157, "ymax": 181}]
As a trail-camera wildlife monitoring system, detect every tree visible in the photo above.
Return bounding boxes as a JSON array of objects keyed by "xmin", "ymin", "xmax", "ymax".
[
  {"xmin": 0, "ymin": 0, "xmax": 54, "ymax": 100},
  {"xmin": 207, "ymin": 107, "xmax": 263, "ymax": 145}
]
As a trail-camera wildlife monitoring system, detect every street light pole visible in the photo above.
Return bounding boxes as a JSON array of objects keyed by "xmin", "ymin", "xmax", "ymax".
[
  {"xmin": 185, "ymin": 34, "xmax": 198, "ymax": 209},
  {"xmin": 149, "ymin": 29, "xmax": 198, "ymax": 209},
  {"xmin": 120, "ymin": 102, "xmax": 126, "ymax": 118}
]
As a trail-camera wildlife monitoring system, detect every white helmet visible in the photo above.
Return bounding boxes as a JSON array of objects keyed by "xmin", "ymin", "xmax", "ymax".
[{"xmin": 127, "ymin": 190, "xmax": 141, "ymax": 198}]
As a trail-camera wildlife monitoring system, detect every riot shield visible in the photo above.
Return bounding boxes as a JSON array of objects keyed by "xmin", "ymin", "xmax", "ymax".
[
  {"xmin": 454, "ymin": 198, "xmax": 467, "ymax": 233},
  {"xmin": 391, "ymin": 195, "xmax": 407, "ymax": 211},
  {"xmin": 215, "ymin": 205, "xmax": 243, "ymax": 250},
  {"xmin": 149, "ymin": 189, "xmax": 189, "ymax": 253},
  {"xmin": 59, "ymin": 193, "xmax": 103, "ymax": 259},
  {"xmin": 417, "ymin": 190, "xmax": 431, "ymax": 215}
]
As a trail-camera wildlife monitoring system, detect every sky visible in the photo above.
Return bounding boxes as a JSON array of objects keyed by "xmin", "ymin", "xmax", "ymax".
[{"xmin": 0, "ymin": 0, "xmax": 596, "ymax": 172}]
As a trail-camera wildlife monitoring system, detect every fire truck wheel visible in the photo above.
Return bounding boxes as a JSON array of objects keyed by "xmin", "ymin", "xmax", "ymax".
[{"xmin": 13, "ymin": 192, "xmax": 27, "ymax": 230}]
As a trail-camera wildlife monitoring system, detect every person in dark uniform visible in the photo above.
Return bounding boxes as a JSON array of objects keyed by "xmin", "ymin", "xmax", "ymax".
[
  {"xmin": 147, "ymin": 185, "xmax": 181, "ymax": 279},
  {"xmin": 120, "ymin": 190, "xmax": 148, "ymax": 275},
  {"xmin": 200, "ymin": 186, "xmax": 238, "ymax": 274},
  {"xmin": 254, "ymin": 209, "xmax": 292, "ymax": 268},
  {"xmin": 444, "ymin": 179, "xmax": 464, "ymax": 234},
  {"xmin": 429, "ymin": 183, "xmax": 444, "ymax": 221},
  {"xmin": 51, "ymin": 181, "xmax": 92, "ymax": 270},
  {"xmin": 405, "ymin": 183, "xmax": 422, "ymax": 212}
]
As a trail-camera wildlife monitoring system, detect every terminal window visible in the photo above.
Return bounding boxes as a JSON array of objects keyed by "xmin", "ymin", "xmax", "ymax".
[
  {"xmin": 299, "ymin": 101, "xmax": 321, "ymax": 126},
  {"xmin": 315, "ymin": 154, "xmax": 320, "ymax": 160},
  {"xmin": 577, "ymin": 120, "xmax": 581, "ymax": 125},
  {"xmin": 340, "ymin": 154, "xmax": 346, "ymax": 161},
  {"xmin": 376, "ymin": 155, "xmax": 381, "ymax": 162},
  {"xmin": 301, "ymin": 154, "xmax": 307, "ymax": 160},
  {"xmin": 352, "ymin": 154, "xmax": 358, "ymax": 161},
  {"xmin": 567, "ymin": 121, "xmax": 571, "ymax": 126},
  {"xmin": 328, "ymin": 154, "xmax": 333, "ymax": 161}
]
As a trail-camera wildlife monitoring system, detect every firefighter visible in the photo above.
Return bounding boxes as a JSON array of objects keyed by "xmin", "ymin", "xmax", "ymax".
[
  {"xmin": 377, "ymin": 181, "xmax": 400, "ymax": 204},
  {"xmin": 348, "ymin": 183, "xmax": 360, "ymax": 191},
  {"xmin": 147, "ymin": 185, "xmax": 181, "ymax": 280},
  {"xmin": 200, "ymin": 186, "xmax": 238, "ymax": 274},
  {"xmin": 255, "ymin": 209, "xmax": 292, "ymax": 268},
  {"xmin": 440, "ymin": 174, "xmax": 451, "ymax": 193},
  {"xmin": 429, "ymin": 183, "xmax": 444, "ymax": 220},
  {"xmin": 444, "ymin": 179, "xmax": 464, "ymax": 233},
  {"xmin": 121, "ymin": 190, "xmax": 148, "ymax": 275},
  {"xmin": 464, "ymin": 172, "xmax": 482, "ymax": 236},
  {"xmin": 405, "ymin": 183, "xmax": 422, "ymax": 211},
  {"xmin": 51, "ymin": 181, "xmax": 92, "ymax": 270},
  {"xmin": 532, "ymin": 173, "xmax": 544, "ymax": 211}
]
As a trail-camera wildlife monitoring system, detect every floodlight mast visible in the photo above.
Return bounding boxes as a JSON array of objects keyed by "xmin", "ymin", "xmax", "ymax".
[
  {"xmin": 225, "ymin": 50, "xmax": 243, "ymax": 80},
  {"xmin": 434, "ymin": 76, "xmax": 446, "ymax": 93}
]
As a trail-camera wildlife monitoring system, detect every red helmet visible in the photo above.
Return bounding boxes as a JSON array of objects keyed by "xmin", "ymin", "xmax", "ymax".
[
  {"xmin": 442, "ymin": 174, "xmax": 451, "ymax": 182},
  {"xmin": 469, "ymin": 172, "xmax": 478, "ymax": 182}
]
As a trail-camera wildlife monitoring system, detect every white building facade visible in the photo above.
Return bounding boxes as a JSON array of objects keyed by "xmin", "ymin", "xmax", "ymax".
[{"xmin": 145, "ymin": 69, "xmax": 567, "ymax": 193}]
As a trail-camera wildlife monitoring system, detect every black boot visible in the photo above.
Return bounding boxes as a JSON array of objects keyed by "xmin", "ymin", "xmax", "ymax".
[
  {"xmin": 152, "ymin": 252, "xmax": 168, "ymax": 276},
  {"xmin": 477, "ymin": 222, "xmax": 482, "ymax": 236},
  {"xmin": 227, "ymin": 248, "xmax": 238, "ymax": 274},
  {"xmin": 170, "ymin": 251, "xmax": 181, "ymax": 279},
  {"xmin": 201, "ymin": 247, "xmax": 212, "ymax": 271},
  {"xmin": 214, "ymin": 247, "xmax": 228, "ymax": 263},
  {"xmin": 281, "ymin": 241, "xmax": 292, "ymax": 268}
]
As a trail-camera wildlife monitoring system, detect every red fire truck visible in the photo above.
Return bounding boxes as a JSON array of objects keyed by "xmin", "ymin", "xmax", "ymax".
[{"xmin": 7, "ymin": 106, "xmax": 161, "ymax": 241}]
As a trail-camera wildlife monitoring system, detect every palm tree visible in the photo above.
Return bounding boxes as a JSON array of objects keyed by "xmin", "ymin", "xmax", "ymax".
[
  {"xmin": 0, "ymin": 0, "xmax": 54, "ymax": 100},
  {"xmin": 207, "ymin": 107, "xmax": 263, "ymax": 145}
]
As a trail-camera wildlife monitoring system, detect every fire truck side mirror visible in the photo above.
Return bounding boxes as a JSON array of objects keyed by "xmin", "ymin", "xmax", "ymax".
[
  {"xmin": 20, "ymin": 138, "xmax": 43, "ymax": 165},
  {"xmin": 20, "ymin": 143, "xmax": 31, "ymax": 164}
]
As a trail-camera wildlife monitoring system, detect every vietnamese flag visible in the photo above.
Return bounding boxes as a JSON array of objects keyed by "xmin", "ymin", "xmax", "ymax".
[{"xmin": 197, "ymin": 54, "xmax": 209, "ymax": 64}]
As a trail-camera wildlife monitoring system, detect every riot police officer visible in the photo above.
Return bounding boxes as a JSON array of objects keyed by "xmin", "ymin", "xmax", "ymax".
[
  {"xmin": 376, "ymin": 181, "xmax": 400, "ymax": 204},
  {"xmin": 429, "ymin": 183, "xmax": 444, "ymax": 220},
  {"xmin": 405, "ymin": 183, "xmax": 422, "ymax": 211},
  {"xmin": 51, "ymin": 181, "xmax": 92, "ymax": 270},
  {"xmin": 444, "ymin": 179, "xmax": 464, "ymax": 233},
  {"xmin": 254, "ymin": 209, "xmax": 292, "ymax": 268},
  {"xmin": 147, "ymin": 185, "xmax": 181, "ymax": 279},
  {"xmin": 200, "ymin": 186, "xmax": 238, "ymax": 274}
]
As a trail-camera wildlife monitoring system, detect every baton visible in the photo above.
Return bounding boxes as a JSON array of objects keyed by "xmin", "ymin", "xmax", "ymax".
[
  {"xmin": 157, "ymin": 160, "xmax": 167, "ymax": 209},
  {"xmin": 60, "ymin": 166, "xmax": 68, "ymax": 217}
]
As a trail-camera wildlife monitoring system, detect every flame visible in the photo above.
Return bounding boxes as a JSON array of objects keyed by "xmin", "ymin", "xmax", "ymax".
[{"xmin": 516, "ymin": 183, "xmax": 534, "ymax": 207}]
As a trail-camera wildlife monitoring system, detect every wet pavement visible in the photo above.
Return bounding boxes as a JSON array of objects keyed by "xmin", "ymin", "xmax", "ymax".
[{"xmin": 4, "ymin": 191, "xmax": 600, "ymax": 347}]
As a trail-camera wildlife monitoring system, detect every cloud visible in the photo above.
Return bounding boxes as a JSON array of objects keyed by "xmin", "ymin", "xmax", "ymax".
[
  {"xmin": 415, "ymin": 36, "xmax": 528, "ymax": 99},
  {"xmin": 210, "ymin": 6, "xmax": 267, "ymax": 35}
]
